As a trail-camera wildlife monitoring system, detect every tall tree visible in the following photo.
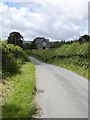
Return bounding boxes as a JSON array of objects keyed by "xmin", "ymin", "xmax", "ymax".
[
  {"xmin": 79, "ymin": 35, "xmax": 90, "ymax": 44},
  {"xmin": 7, "ymin": 32, "xmax": 23, "ymax": 47}
]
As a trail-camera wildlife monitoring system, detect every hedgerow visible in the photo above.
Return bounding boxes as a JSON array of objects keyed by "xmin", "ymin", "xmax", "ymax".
[
  {"xmin": 2, "ymin": 41, "xmax": 29, "ymax": 74},
  {"xmin": 30, "ymin": 42, "xmax": 89, "ymax": 68}
]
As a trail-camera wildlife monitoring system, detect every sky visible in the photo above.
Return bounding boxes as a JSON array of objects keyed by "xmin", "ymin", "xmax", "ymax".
[{"xmin": 0, "ymin": 0, "xmax": 89, "ymax": 41}]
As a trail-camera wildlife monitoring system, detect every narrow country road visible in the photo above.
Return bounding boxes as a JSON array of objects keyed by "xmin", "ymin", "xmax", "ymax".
[{"xmin": 30, "ymin": 57, "xmax": 88, "ymax": 118}]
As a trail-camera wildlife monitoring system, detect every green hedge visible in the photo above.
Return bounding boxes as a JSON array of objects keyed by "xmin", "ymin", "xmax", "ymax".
[
  {"xmin": 2, "ymin": 41, "xmax": 29, "ymax": 74},
  {"xmin": 30, "ymin": 42, "xmax": 89, "ymax": 68}
]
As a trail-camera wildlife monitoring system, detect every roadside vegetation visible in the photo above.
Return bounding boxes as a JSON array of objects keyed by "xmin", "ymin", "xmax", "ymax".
[
  {"xmin": 30, "ymin": 38, "xmax": 89, "ymax": 79},
  {"xmin": 2, "ymin": 62, "xmax": 36, "ymax": 118},
  {"xmin": 1, "ymin": 32, "xmax": 36, "ymax": 118},
  {"xmin": 2, "ymin": 42, "xmax": 29, "ymax": 76},
  {"xmin": 1, "ymin": 32, "xmax": 89, "ymax": 118}
]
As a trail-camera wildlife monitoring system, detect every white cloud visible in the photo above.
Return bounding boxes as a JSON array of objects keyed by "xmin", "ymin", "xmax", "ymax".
[{"xmin": 0, "ymin": 0, "xmax": 89, "ymax": 41}]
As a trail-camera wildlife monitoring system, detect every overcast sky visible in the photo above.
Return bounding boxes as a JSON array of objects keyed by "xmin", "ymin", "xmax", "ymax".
[{"xmin": 0, "ymin": 0, "xmax": 89, "ymax": 41}]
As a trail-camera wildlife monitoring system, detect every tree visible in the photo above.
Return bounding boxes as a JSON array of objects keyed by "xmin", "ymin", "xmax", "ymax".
[
  {"xmin": 50, "ymin": 40, "xmax": 65, "ymax": 49},
  {"xmin": 30, "ymin": 40, "xmax": 37, "ymax": 50},
  {"xmin": 23, "ymin": 43, "xmax": 31, "ymax": 50},
  {"xmin": 82, "ymin": 35, "xmax": 90, "ymax": 42},
  {"xmin": 79, "ymin": 35, "xmax": 90, "ymax": 44},
  {"xmin": 7, "ymin": 32, "xmax": 23, "ymax": 47}
]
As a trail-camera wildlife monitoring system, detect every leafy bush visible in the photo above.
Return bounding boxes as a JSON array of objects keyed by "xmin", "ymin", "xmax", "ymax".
[
  {"xmin": 30, "ymin": 42, "xmax": 89, "ymax": 68},
  {"xmin": 24, "ymin": 50, "xmax": 31, "ymax": 55},
  {"xmin": 7, "ymin": 43, "xmax": 29, "ymax": 63},
  {"xmin": 2, "ymin": 41, "xmax": 29, "ymax": 74}
]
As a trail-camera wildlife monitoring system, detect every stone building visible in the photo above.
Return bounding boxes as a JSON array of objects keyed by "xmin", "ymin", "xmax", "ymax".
[{"xmin": 34, "ymin": 37, "xmax": 50, "ymax": 50}]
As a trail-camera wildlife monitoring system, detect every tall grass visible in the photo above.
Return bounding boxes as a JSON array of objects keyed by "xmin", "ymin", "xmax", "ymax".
[{"xmin": 2, "ymin": 62, "xmax": 36, "ymax": 118}]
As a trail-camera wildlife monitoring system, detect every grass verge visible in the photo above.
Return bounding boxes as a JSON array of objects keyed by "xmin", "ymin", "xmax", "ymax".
[
  {"xmin": 51, "ymin": 60, "xmax": 88, "ymax": 79},
  {"xmin": 31, "ymin": 55, "xmax": 88, "ymax": 79},
  {"xmin": 2, "ymin": 62, "xmax": 36, "ymax": 118}
]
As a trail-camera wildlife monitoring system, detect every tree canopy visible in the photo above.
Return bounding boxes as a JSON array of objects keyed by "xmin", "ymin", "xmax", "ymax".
[
  {"xmin": 7, "ymin": 32, "xmax": 23, "ymax": 47},
  {"xmin": 79, "ymin": 35, "xmax": 90, "ymax": 44},
  {"xmin": 30, "ymin": 40, "xmax": 37, "ymax": 50}
]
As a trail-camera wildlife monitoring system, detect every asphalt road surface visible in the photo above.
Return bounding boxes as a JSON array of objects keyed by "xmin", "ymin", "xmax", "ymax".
[{"xmin": 30, "ymin": 57, "xmax": 88, "ymax": 118}]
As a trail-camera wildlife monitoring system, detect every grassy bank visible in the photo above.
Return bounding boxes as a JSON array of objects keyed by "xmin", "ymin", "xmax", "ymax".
[
  {"xmin": 30, "ymin": 42, "xmax": 89, "ymax": 79},
  {"xmin": 2, "ymin": 62, "xmax": 36, "ymax": 118},
  {"xmin": 52, "ymin": 59, "xmax": 88, "ymax": 79}
]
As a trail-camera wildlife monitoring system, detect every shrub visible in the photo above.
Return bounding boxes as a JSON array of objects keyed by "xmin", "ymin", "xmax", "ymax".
[
  {"xmin": 2, "ymin": 41, "xmax": 29, "ymax": 75},
  {"xmin": 30, "ymin": 42, "xmax": 89, "ymax": 68},
  {"xmin": 24, "ymin": 50, "xmax": 31, "ymax": 55},
  {"xmin": 7, "ymin": 43, "xmax": 29, "ymax": 63}
]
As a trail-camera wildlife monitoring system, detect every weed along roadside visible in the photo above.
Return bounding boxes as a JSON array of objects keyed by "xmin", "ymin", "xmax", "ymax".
[
  {"xmin": 2, "ymin": 62, "xmax": 36, "ymax": 118},
  {"xmin": 2, "ymin": 41, "xmax": 37, "ymax": 118},
  {"xmin": 30, "ymin": 42, "xmax": 89, "ymax": 79},
  {"xmin": 1, "ymin": 31, "xmax": 89, "ymax": 118}
]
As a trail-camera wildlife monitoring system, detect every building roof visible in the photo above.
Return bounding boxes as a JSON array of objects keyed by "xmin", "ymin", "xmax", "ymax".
[{"xmin": 34, "ymin": 37, "xmax": 48, "ymax": 44}]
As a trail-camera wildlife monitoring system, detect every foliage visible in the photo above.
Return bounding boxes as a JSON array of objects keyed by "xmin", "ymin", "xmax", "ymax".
[
  {"xmin": 79, "ymin": 35, "xmax": 90, "ymax": 44},
  {"xmin": 30, "ymin": 42, "xmax": 89, "ymax": 78},
  {"xmin": 2, "ymin": 62, "xmax": 36, "ymax": 118},
  {"xmin": 24, "ymin": 50, "xmax": 31, "ymax": 55},
  {"xmin": 30, "ymin": 40, "xmax": 37, "ymax": 50},
  {"xmin": 23, "ymin": 43, "xmax": 31, "ymax": 50},
  {"xmin": 7, "ymin": 32, "xmax": 23, "ymax": 47},
  {"xmin": 8, "ymin": 44, "xmax": 29, "ymax": 62},
  {"xmin": 50, "ymin": 40, "xmax": 65, "ymax": 48},
  {"xmin": 2, "ymin": 41, "xmax": 29, "ymax": 74}
]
